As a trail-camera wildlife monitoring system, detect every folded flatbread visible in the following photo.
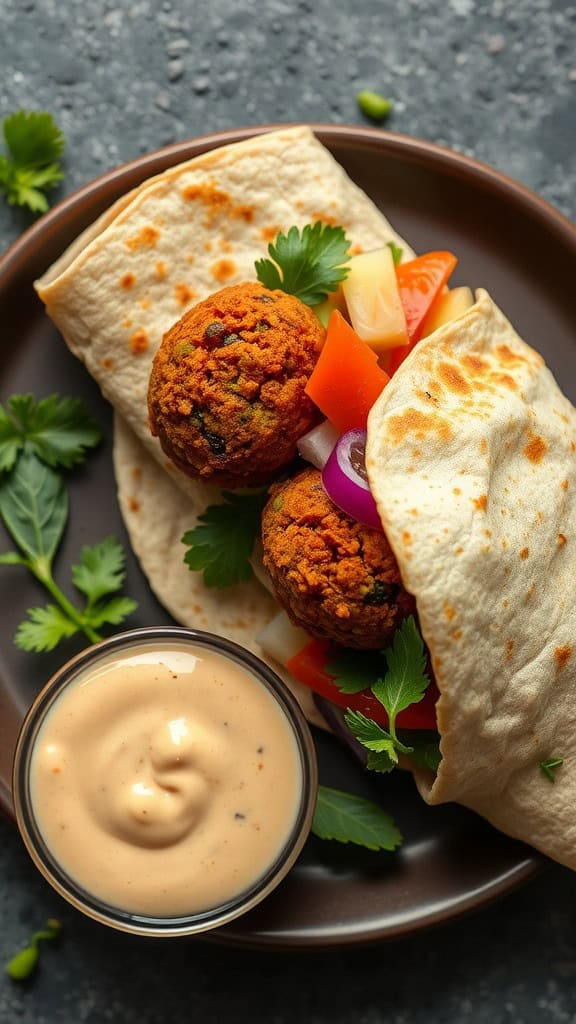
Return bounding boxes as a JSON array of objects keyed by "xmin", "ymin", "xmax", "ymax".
[{"xmin": 367, "ymin": 289, "xmax": 576, "ymax": 868}]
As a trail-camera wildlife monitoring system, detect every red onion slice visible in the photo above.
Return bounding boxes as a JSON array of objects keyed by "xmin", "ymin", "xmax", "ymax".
[{"xmin": 321, "ymin": 428, "xmax": 382, "ymax": 531}]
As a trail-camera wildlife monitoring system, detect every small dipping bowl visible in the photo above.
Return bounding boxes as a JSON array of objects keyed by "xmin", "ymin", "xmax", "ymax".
[{"xmin": 13, "ymin": 627, "xmax": 318, "ymax": 937}]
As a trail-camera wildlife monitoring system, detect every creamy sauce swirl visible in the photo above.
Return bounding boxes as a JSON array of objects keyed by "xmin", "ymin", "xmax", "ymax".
[{"xmin": 31, "ymin": 643, "xmax": 302, "ymax": 917}]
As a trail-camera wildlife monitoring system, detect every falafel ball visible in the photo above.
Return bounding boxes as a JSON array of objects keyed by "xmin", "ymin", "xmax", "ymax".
[
  {"xmin": 261, "ymin": 467, "xmax": 415, "ymax": 649},
  {"xmin": 148, "ymin": 282, "xmax": 325, "ymax": 487}
]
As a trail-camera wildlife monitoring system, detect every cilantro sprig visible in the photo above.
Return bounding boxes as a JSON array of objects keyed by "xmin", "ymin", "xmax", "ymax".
[
  {"xmin": 312, "ymin": 786, "xmax": 402, "ymax": 851},
  {"xmin": 182, "ymin": 489, "xmax": 267, "ymax": 588},
  {"xmin": 0, "ymin": 111, "xmax": 65, "ymax": 214},
  {"xmin": 0, "ymin": 394, "xmax": 137, "ymax": 652},
  {"xmin": 342, "ymin": 617, "xmax": 434, "ymax": 774},
  {"xmin": 0, "ymin": 393, "xmax": 101, "ymax": 472},
  {"xmin": 255, "ymin": 222, "xmax": 351, "ymax": 306}
]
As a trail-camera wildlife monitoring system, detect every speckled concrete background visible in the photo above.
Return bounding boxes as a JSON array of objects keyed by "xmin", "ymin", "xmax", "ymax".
[{"xmin": 0, "ymin": 0, "xmax": 575, "ymax": 1020}]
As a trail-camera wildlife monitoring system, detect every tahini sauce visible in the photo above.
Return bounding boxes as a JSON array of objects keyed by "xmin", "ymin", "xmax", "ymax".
[{"xmin": 31, "ymin": 643, "xmax": 302, "ymax": 917}]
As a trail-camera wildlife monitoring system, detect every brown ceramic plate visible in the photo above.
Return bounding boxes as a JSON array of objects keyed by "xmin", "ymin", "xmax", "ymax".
[{"xmin": 2, "ymin": 124, "xmax": 573, "ymax": 949}]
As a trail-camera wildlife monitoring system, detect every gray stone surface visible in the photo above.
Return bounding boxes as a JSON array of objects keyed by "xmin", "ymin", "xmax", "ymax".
[{"xmin": 0, "ymin": 0, "xmax": 575, "ymax": 1020}]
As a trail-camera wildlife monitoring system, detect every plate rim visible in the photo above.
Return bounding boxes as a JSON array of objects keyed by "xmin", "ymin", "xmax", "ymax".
[{"xmin": 0, "ymin": 122, "xmax": 559, "ymax": 946}]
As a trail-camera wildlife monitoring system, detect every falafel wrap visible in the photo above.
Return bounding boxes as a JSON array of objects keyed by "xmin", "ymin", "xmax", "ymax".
[
  {"xmin": 35, "ymin": 125, "xmax": 413, "ymax": 727},
  {"xmin": 35, "ymin": 126, "xmax": 576, "ymax": 870}
]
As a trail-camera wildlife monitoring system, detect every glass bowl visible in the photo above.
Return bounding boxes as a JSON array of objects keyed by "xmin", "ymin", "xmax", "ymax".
[{"xmin": 13, "ymin": 626, "xmax": 318, "ymax": 937}]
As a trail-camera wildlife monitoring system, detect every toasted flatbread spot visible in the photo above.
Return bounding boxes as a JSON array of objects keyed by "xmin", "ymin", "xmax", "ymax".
[
  {"xmin": 555, "ymin": 645, "xmax": 573, "ymax": 671},
  {"xmin": 125, "ymin": 225, "xmax": 160, "ymax": 250},
  {"xmin": 260, "ymin": 224, "xmax": 282, "ymax": 242},
  {"xmin": 438, "ymin": 361, "xmax": 472, "ymax": 395},
  {"xmin": 174, "ymin": 283, "xmax": 196, "ymax": 307},
  {"xmin": 130, "ymin": 328, "xmax": 148, "ymax": 355},
  {"xmin": 387, "ymin": 408, "xmax": 453, "ymax": 445},
  {"xmin": 120, "ymin": 272, "xmax": 136, "ymax": 289},
  {"xmin": 210, "ymin": 258, "xmax": 237, "ymax": 283},
  {"xmin": 524, "ymin": 431, "xmax": 548, "ymax": 464},
  {"xmin": 519, "ymin": 547, "xmax": 529, "ymax": 560}
]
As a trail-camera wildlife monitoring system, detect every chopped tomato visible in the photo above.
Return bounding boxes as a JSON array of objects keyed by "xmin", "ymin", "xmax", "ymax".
[
  {"xmin": 389, "ymin": 251, "xmax": 457, "ymax": 375},
  {"xmin": 305, "ymin": 310, "xmax": 389, "ymax": 433},
  {"xmin": 286, "ymin": 638, "xmax": 438, "ymax": 731}
]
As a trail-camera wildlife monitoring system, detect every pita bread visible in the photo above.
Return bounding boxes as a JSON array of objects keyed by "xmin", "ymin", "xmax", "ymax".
[{"xmin": 366, "ymin": 289, "xmax": 576, "ymax": 868}]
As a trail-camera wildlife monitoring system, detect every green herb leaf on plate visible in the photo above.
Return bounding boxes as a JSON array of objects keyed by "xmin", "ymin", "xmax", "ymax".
[
  {"xmin": 182, "ymin": 489, "xmax": 268, "ymax": 588},
  {"xmin": 0, "ymin": 451, "xmax": 67, "ymax": 567},
  {"xmin": 86, "ymin": 596, "xmax": 138, "ymax": 629},
  {"xmin": 15, "ymin": 604, "xmax": 79, "ymax": 653},
  {"xmin": 312, "ymin": 786, "xmax": 402, "ymax": 851},
  {"xmin": 0, "ymin": 394, "xmax": 101, "ymax": 471},
  {"xmin": 71, "ymin": 536, "xmax": 128, "ymax": 607},
  {"xmin": 255, "ymin": 222, "xmax": 351, "ymax": 306}
]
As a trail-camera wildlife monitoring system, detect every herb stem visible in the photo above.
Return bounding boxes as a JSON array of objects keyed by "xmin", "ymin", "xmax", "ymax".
[{"xmin": 31, "ymin": 562, "xmax": 101, "ymax": 645}]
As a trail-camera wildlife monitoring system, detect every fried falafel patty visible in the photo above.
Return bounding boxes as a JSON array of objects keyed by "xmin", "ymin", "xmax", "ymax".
[
  {"xmin": 148, "ymin": 282, "xmax": 324, "ymax": 487},
  {"xmin": 262, "ymin": 467, "xmax": 415, "ymax": 650}
]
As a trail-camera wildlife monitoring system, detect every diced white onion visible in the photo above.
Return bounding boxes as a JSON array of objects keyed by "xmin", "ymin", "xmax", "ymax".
[
  {"xmin": 297, "ymin": 419, "xmax": 340, "ymax": 470},
  {"xmin": 256, "ymin": 610, "xmax": 310, "ymax": 667}
]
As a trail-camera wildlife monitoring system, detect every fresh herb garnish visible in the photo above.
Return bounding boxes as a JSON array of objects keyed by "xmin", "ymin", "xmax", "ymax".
[
  {"xmin": 0, "ymin": 393, "xmax": 101, "ymax": 472},
  {"xmin": 0, "ymin": 111, "xmax": 65, "ymax": 213},
  {"xmin": 326, "ymin": 646, "xmax": 385, "ymax": 695},
  {"xmin": 182, "ymin": 489, "xmax": 268, "ymax": 588},
  {"xmin": 387, "ymin": 240, "xmax": 403, "ymax": 266},
  {"xmin": 6, "ymin": 918, "xmax": 61, "ymax": 981},
  {"xmin": 357, "ymin": 90, "xmax": 393, "ymax": 123},
  {"xmin": 539, "ymin": 757, "xmax": 564, "ymax": 783},
  {"xmin": 344, "ymin": 616, "xmax": 432, "ymax": 773},
  {"xmin": 0, "ymin": 394, "xmax": 137, "ymax": 651},
  {"xmin": 255, "ymin": 222, "xmax": 351, "ymax": 306},
  {"xmin": 312, "ymin": 786, "xmax": 402, "ymax": 851}
]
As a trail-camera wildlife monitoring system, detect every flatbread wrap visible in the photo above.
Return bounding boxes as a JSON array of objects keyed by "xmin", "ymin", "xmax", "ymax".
[{"xmin": 35, "ymin": 126, "xmax": 576, "ymax": 871}]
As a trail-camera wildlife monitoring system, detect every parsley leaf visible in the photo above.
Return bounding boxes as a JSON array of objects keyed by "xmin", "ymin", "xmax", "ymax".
[
  {"xmin": 71, "ymin": 537, "xmax": 128, "ymax": 607},
  {"xmin": 0, "ymin": 451, "xmax": 68, "ymax": 566},
  {"xmin": 0, "ymin": 111, "xmax": 65, "ymax": 213},
  {"xmin": 539, "ymin": 757, "xmax": 564, "ymax": 783},
  {"xmin": 255, "ymin": 222, "xmax": 351, "ymax": 306},
  {"xmin": 312, "ymin": 786, "xmax": 402, "ymax": 851},
  {"xmin": 342, "ymin": 617, "xmax": 432, "ymax": 773},
  {"xmin": 326, "ymin": 646, "xmax": 384, "ymax": 695},
  {"xmin": 371, "ymin": 616, "xmax": 430, "ymax": 741},
  {"xmin": 182, "ymin": 490, "xmax": 267, "ymax": 588},
  {"xmin": 0, "ymin": 410, "xmax": 137, "ymax": 653},
  {"xmin": 0, "ymin": 394, "xmax": 101, "ymax": 472},
  {"xmin": 16, "ymin": 605, "xmax": 79, "ymax": 653}
]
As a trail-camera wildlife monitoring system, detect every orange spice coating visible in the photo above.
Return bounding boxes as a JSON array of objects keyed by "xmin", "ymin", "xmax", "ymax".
[
  {"xmin": 262, "ymin": 467, "xmax": 415, "ymax": 649},
  {"xmin": 148, "ymin": 283, "xmax": 324, "ymax": 487}
]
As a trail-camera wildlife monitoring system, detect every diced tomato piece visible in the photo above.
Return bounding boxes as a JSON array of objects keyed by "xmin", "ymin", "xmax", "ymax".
[
  {"xmin": 389, "ymin": 251, "xmax": 457, "ymax": 375},
  {"xmin": 286, "ymin": 638, "xmax": 438, "ymax": 731},
  {"xmin": 305, "ymin": 310, "xmax": 390, "ymax": 433}
]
